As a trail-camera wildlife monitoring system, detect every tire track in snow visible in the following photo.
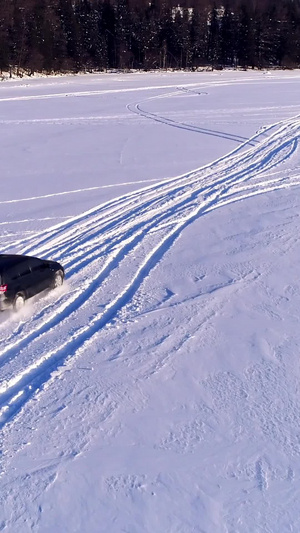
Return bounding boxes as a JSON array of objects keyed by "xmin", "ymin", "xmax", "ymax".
[
  {"xmin": 2, "ymin": 122, "xmax": 300, "ymax": 348},
  {"xmin": 36, "ymin": 122, "xmax": 298, "ymax": 270},
  {"xmin": 1, "ymin": 93, "xmax": 300, "ymax": 427},
  {"xmin": 128, "ymin": 100, "xmax": 253, "ymax": 145},
  {"xmin": 0, "ymin": 174, "xmax": 223, "ymax": 376},
  {"xmin": 0, "ymin": 178, "xmax": 249, "ymax": 425},
  {"xmin": 12, "ymin": 117, "xmax": 286, "ymax": 259}
]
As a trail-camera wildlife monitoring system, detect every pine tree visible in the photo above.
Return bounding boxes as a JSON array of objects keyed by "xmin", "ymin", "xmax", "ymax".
[
  {"xmin": 0, "ymin": 0, "xmax": 11, "ymax": 72},
  {"xmin": 101, "ymin": 0, "xmax": 117, "ymax": 69},
  {"xmin": 220, "ymin": 4, "xmax": 236, "ymax": 67},
  {"xmin": 236, "ymin": 3, "xmax": 255, "ymax": 68},
  {"xmin": 207, "ymin": 5, "xmax": 221, "ymax": 68},
  {"xmin": 57, "ymin": 0, "xmax": 80, "ymax": 70}
]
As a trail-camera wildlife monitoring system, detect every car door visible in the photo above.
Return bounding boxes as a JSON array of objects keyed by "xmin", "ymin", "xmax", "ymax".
[
  {"xmin": 28, "ymin": 258, "xmax": 51, "ymax": 295},
  {"xmin": 4, "ymin": 265, "xmax": 22, "ymax": 301},
  {"xmin": 17, "ymin": 261, "xmax": 35, "ymax": 298}
]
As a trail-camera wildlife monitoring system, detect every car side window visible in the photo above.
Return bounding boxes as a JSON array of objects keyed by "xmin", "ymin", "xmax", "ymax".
[
  {"xmin": 29, "ymin": 259, "xmax": 47, "ymax": 272},
  {"xmin": 18, "ymin": 263, "xmax": 31, "ymax": 277},
  {"xmin": 1, "ymin": 272, "xmax": 8, "ymax": 284},
  {"xmin": 31, "ymin": 264, "xmax": 42, "ymax": 272},
  {"xmin": 34, "ymin": 265, "xmax": 49, "ymax": 273},
  {"xmin": 3, "ymin": 268, "xmax": 16, "ymax": 283}
]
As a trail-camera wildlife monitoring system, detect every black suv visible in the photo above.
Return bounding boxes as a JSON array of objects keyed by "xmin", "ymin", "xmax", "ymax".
[{"xmin": 0, "ymin": 254, "xmax": 64, "ymax": 312}]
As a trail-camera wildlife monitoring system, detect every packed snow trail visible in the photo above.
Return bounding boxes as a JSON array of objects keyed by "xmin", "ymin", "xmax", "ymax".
[{"xmin": 0, "ymin": 98, "xmax": 300, "ymax": 428}]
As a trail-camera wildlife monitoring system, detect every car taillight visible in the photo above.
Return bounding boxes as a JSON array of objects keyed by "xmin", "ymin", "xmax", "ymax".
[{"xmin": 0, "ymin": 285, "xmax": 7, "ymax": 293}]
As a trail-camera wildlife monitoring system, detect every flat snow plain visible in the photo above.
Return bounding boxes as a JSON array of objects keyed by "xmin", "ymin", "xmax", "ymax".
[{"xmin": 1, "ymin": 70, "xmax": 300, "ymax": 532}]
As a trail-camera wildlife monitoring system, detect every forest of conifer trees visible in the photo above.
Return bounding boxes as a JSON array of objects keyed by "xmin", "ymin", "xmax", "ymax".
[{"xmin": 0, "ymin": 0, "xmax": 300, "ymax": 76}]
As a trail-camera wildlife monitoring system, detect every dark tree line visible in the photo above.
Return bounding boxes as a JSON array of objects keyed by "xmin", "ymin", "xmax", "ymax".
[{"xmin": 0, "ymin": 0, "xmax": 300, "ymax": 75}]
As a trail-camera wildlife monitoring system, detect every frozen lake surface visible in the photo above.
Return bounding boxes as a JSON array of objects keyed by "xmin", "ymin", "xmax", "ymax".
[{"xmin": 1, "ymin": 70, "xmax": 300, "ymax": 532}]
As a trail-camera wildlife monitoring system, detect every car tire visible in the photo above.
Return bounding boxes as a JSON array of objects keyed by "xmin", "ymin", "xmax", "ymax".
[
  {"xmin": 52, "ymin": 270, "xmax": 64, "ymax": 289},
  {"xmin": 13, "ymin": 293, "xmax": 25, "ymax": 312}
]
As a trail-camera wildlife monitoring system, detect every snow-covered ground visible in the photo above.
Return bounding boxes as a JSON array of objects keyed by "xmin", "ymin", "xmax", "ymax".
[{"xmin": 1, "ymin": 69, "xmax": 300, "ymax": 532}]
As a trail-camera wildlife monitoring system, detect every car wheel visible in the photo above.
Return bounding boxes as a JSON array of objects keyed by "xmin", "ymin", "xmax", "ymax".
[
  {"xmin": 52, "ymin": 270, "xmax": 64, "ymax": 289},
  {"xmin": 13, "ymin": 293, "xmax": 25, "ymax": 312}
]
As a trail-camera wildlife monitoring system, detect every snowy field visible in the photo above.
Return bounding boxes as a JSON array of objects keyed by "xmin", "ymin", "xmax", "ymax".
[{"xmin": 1, "ymin": 69, "xmax": 300, "ymax": 532}]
